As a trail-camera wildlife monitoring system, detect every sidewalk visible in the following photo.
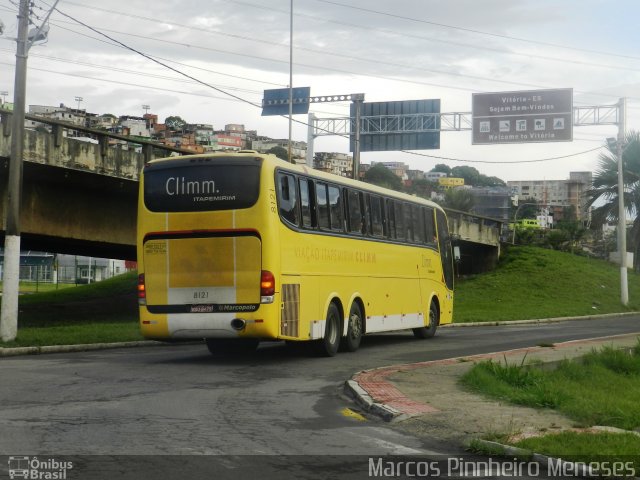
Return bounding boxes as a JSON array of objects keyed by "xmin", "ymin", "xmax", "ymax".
[{"xmin": 345, "ymin": 332, "xmax": 640, "ymax": 446}]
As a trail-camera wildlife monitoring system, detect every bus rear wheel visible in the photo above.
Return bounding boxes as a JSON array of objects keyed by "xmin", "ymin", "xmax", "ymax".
[
  {"xmin": 341, "ymin": 302, "xmax": 363, "ymax": 352},
  {"xmin": 412, "ymin": 301, "xmax": 439, "ymax": 339},
  {"xmin": 315, "ymin": 303, "xmax": 341, "ymax": 357},
  {"xmin": 205, "ymin": 338, "xmax": 259, "ymax": 356}
]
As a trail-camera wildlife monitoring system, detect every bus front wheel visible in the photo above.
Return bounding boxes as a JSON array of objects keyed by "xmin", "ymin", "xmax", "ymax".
[
  {"xmin": 412, "ymin": 301, "xmax": 439, "ymax": 339},
  {"xmin": 341, "ymin": 302, "xmax": 363, "ymax": 352},
  {"xmin": 315, "ymin": 303, "xmax": 341, "ymax": 357}
]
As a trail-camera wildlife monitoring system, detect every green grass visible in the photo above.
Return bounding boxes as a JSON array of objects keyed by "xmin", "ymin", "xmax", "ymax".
[
  {"xmin": 513, "ymin": 431, "xmax": 640, "ymax": 474},
  {"xmin": 13, "ymin": 281, "xmax": 76, "ymax": 294},
  {"xmin": 17, "ymin": 271, "xmax": 138, "ymax": 309},
  {"xmin": 1, "ymin": 271, "xmax": 141, "ymax": 347},
  {"xmin": 461, "ymin": 343, "xmax": 640, "ymax": 467},
  {"xmin": 461, "ymin": 344, "xmax": 640, "ymax": 430},
  {"xmin": 454, "ymin": 246, "xmax": 640, "ymax": 322},
  {"xmin": 0, "ymin": 322, "xmax": 143, "ymax": 347}
]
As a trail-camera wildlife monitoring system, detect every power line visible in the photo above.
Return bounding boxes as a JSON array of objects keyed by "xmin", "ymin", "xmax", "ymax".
[
  {"xmin": 0, "ymin": 60, "xmax": 262, "ymax": 102},
  {"xmin": 401, "ymin": 145, "xmax": 605, "ymax": 164},
  {"xmin": 232, "ymin": 0, "xmax": 640, "ymax": 72},
  {"xmin": 10, "ymin": 3, "xmax": 623, "ymax": 167},
  {"xmin": 311, "ymin": 0, "xmax": 640, "ymax": 62},
  {"xmin": 0, "ymin": 47, "xmax": 274, "ymax": 95},
  {"xmin": 64, "ymin": 0, "xmax": 640, "ymax": 76},
  {"xmin": 47, "ymin": 1, "xmax": 640, "ymax": 104},
  {"xmin": 49, "ymin": 23, "xmax": 287, "ymax": 88},
  {"xmin": 51, "ymin": 8, "xmax": 263, "ymax": 109}
]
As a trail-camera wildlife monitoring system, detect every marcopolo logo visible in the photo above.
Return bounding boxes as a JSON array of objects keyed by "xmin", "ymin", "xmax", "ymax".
[{"xmin": 8, "ymin": 456, "xmax": 73, "ymax": 479}]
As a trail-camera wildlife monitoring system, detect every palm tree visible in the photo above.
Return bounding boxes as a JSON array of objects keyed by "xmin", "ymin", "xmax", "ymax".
[{"xmin": 586, "ymin": 130, "xmax": 640, "ymax": 269}]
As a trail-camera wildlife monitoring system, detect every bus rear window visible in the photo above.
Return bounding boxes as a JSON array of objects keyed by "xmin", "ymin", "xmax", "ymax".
[{"xmin": 143, "ymin": 160, "xmax": 261, "ymax": 212}]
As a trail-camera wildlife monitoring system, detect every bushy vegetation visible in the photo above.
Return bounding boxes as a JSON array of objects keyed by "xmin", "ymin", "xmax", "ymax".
[
  {"xmin": 454, "ymin": 246, "xmax": 640, "ymax": 322},
  {"xmin": 461, "ymin": 344, "xmax": 640, "ymax": 430}
]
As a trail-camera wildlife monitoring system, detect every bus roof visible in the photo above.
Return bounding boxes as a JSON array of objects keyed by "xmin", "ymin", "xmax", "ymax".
[{"xmin": 146, "ymin": 151, "xmax": 446, "ymax": 213}]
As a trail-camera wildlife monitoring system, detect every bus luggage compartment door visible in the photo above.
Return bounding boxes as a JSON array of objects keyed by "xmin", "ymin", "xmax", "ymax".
[{"xmin": 143, "ymin": 234, "xmax": 261, "ymax": 312}]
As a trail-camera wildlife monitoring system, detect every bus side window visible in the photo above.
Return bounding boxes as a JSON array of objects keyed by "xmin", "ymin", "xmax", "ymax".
[
  {"xmin": 347, "ymin": 189, "xmax": 363, "ymax": 234},
  {"xmin": 404, "ymin": 202, "xmax": 413, "ymax": 242},
  {"xmin": 361, "ymin": 192, "xmax": 370, "ymax": 235},
  {"xmin": 424, "ymin": 207, "xmax": 436, "ymax": 246},
  {"xmin": 316, "ymin": 182, "xmax": 330, "ymax": 229},
  {"xmin": 299, "ymin": 178, "xmax": 313, "ymax": 228},
  {"xmin": 370, "ymin": 195, "xmax": 384, "ymax": 237},
  {"xmin": 386, "ymin": 199, "xmax": 396, "ymax": 239},
  {"xmin": 394, "ymin": 201, "xmax": 405, "ymax": 241},
  {"xmin": 328, "ymin": 185, "xmax": 343, "ymax": 232},
  {"xmin": 278, "ymin": 173, "xmax": 300, "ymax": 226},
  {"xmin": 413, "ymin": 205, "xmax": 425, "ymax": 243}
]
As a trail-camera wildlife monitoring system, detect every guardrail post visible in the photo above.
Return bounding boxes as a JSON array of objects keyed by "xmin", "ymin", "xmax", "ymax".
[
  {"xmin": 143, "ymin": 143, "xmax": 153, "ymax": 164},
  {"xmin": 99, "ymin": 135, "xmax": 108, "ymax": 158},
  {"xmin": 52, "ymin": 124, "xmax": 63, "ymax": 148}
]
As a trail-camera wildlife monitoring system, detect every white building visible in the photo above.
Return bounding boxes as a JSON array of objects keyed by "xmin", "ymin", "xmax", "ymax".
[
  {"xmin": 507, "ymin": 171, "xmax": 592, "ymax": 221},
  {"xmin": 314, "ymin": 152, "xmax": 352, "ymax": 177},
  {"xmin": 119, "ymin": 116, "xmax": 150, "ymax": 137}
]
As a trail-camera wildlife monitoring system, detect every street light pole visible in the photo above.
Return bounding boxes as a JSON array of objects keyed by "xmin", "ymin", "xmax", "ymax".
[
  {"xmin": 616, "ymin": 97, "xmax": 628, "ymax": 306},
  {"xmin": 0, "ymin": 0, "xmax": 29, "ymax": 342},
  {"xmin": 511, "ymin": 202, "xmax": 536, "ymax": 245},
  {"xmin": 287, "ymin": 0, "xmax": 294, "ymax": 164}
]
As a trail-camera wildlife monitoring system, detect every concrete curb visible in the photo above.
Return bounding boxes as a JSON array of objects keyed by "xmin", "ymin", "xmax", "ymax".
[
  {"xmin": 471, "ymin": 437, "xmax": 640, "ymax": 479},
  {"xmin": 0, "ymin": 340, "xmax": 162, "ymax": 357},
  {"xmin": 345, "ymin": 332, "xmax": 640, "ymax": 423},
  {"xmin": 343, "ymin": 380, "xmax": 403, "ymax": 422},
  {"xmin": 0, "ymin": 311, "xmax": 637, "ymax": 357},
  {"xmin": 442, "ymin": 311, "xmax": 638, "ymax": 328}
]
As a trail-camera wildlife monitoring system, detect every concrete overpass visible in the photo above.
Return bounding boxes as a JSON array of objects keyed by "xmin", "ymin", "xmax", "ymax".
[
  {"xmin": 0, "ymin": 110, "xmax": 189, "ymax": 260},
  {"xmin": 0, "ymin": 110, "xmax": 504, "ymax": 271},
  {"xmin": 445, "ymin": 209, "xmax": 504, "ymax": 274}
]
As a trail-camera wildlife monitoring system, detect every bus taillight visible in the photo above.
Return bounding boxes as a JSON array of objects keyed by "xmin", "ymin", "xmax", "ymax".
[
  {"xmin": 260, "ymin": 270, "xmax": 275, "ymax": 302},
  {"xmin": 138, "ymin": 274, "xmax": 147, "ymax": 305}
]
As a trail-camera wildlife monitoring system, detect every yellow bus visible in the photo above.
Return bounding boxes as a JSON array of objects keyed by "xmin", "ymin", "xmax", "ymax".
[{"xmin": 137, "ymin": 151, "xmax": 454, "ymax": 356}]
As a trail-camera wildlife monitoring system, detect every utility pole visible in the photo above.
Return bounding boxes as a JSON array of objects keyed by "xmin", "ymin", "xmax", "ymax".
[
  {"xmin": 616, "ymin": 97, "xmax": 628, "ymax": 305},
  {"xmin": 1, "ymin": 0, "xmax": 29, "ymax": 342},
  {"xmin": 352, "ymin": 93, "xmax": 364, "ymax": 179}
]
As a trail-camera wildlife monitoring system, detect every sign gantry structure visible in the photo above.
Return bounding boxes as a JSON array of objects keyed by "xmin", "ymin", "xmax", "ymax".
[{"xmin": 263, "ymin": 87, "xmax": 626, "ymax": 185}]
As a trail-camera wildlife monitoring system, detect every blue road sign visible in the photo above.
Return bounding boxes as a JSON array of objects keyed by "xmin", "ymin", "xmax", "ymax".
[{"xmin": 262, "ymin": 87, "xmax": 311, "ymax": 116}]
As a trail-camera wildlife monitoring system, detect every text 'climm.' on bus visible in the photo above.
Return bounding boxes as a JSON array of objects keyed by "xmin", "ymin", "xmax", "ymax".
[{"xmin": 137, "ymin": 151, "xmax": 454, "ymax": 357}]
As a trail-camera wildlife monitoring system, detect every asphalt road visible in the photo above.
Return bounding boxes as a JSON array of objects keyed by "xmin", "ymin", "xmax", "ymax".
[{"xmin": 1, "ymin": 316, "xmax": 638, "ymax": 479}]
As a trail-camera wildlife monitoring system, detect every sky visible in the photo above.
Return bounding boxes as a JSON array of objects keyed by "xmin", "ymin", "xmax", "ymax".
[{"xmin": 0, "ymin": 0, "xmax": 639, "ymax": 182}]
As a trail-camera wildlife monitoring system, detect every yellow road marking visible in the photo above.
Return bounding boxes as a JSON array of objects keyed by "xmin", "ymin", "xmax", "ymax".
[{"xmin": 341, "ymin": 407, "xmax": 367, "ymax": 421}]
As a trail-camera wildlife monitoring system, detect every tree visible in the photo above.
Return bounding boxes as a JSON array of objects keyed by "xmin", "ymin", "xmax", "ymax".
[
  {"xmin": 164, "ymin": 115, "xmax": 187, "ymax": 130},
  {"xmin": 363, "ymin": 164, "xmax": 403, "ymax": 191},
  {"xmin": 451, "ymin": 166, "xmax": 481, "ymax": 186},
  {"xmin": 511, "ymin": 197, "xmax": 539, "ymax": 220},
  {"xmin": 587, "ymin": 130, "xmax": 640, "ymax": 270},
  {"xmin": 406, "ymin": 178, "xmax": 436, "ymax": 199},
  {"xmin": 441, "ymin": 188, "xmax": 475, "ymax": 212},
  {"xmin": 450, "ymin": 165, "xmax": 505, "ymax": 187},
  {"xmin": 554, "ymin": 220, "xmax": 586, "ymax": 253},
  {"xmin": 483, "ymin": 175, "xmax": 506, "ymax": 187},
  {"xmin": 431, "ymin": 164, "xmax": 451, "ymax": 175},
  {"xmin": 267, "ymin": 146, "xmax": 288, "ymax": 161}
]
